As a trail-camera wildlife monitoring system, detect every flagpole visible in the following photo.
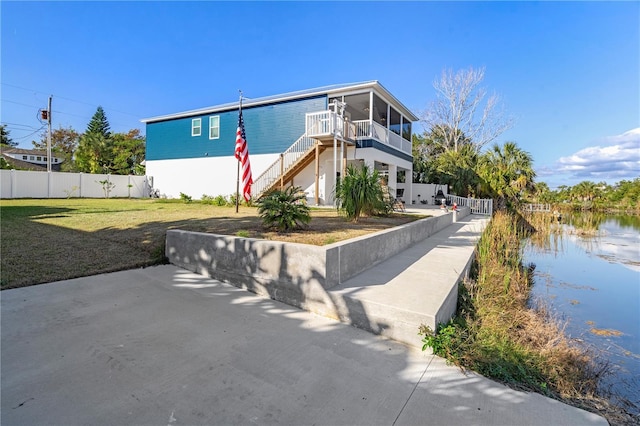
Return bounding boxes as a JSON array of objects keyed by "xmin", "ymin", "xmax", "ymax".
[{"xmin": 235, "ymin": 91, "xmax": 242, "ymax": 213}]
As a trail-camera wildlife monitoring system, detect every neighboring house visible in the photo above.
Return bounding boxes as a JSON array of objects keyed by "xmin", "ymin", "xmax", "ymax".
[
  {"xmin": 0, "ymin": 147, "xmax": 65, "ymax": 172},
  {"xmin": 142, "ymin": 81, "xmax": 418, "ymax": 205}
]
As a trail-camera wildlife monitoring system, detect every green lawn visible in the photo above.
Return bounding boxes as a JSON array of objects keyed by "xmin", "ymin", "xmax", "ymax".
[{"xmin": 1, "ymin": 198, "xmax": 420, "ymax": 289}]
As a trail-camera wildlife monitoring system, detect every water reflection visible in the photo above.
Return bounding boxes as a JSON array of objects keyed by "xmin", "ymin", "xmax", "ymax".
[{"xmin": 524, "ymin": 212, "xmax": 640, "ymax": 413}]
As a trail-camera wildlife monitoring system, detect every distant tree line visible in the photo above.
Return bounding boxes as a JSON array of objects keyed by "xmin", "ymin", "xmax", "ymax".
[
  {"xmin": 526, "ymin": 179, "xmax": 640, "ymax": 211},
  {"xmin": 2, "ymin": 107, "xmax": 145, "ymax": 175}
]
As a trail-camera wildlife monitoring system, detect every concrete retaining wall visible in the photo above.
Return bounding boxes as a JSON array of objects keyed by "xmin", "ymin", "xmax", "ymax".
[{"xmin": 166, "ymin": 207, "xmax": 470, "ymax": 310}]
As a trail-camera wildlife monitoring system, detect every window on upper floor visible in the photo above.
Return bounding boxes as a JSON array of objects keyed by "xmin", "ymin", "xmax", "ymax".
[
  {"xmin": 30, "ymin": 156, "xmax": 34, "ymax": 160},
  {"xmin": 402, "ymin": 117, "xmax": 412, "ymax": 141},
  {"xmin": 36, "ymin": 156, "xmax": 42, "ymax": 161},
  {"xmin": 389, "ymin": 107, "xmax": 401, "ymax": 136},
  {"xmin": 209, "ymin": 116, "xmax": 220, "ymax": 139},
  {"xmin": 344, "ymin": 93, "xmax": 370, "ymax": 121},
  {"xmin": 192, "ymin": 118, "xmax": 202, "ymax": 137},
  {"xmin": 22, "ymin": 155, "xmax": 28, "ymax": 160},
  {"xmin": 372, "ymin": 94, "xmax": 388, "ymax": 128}
]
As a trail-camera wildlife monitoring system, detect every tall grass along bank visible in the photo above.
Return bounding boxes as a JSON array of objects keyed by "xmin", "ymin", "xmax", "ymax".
[{"xmin": 420, "ymin": 210, "xmax": 637, "ymax": 425}]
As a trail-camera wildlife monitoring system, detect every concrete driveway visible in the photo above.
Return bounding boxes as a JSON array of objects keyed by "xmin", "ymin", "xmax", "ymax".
[{"xmin": 1, "ymin": 265, "xmax": 605, "ymax": 425}]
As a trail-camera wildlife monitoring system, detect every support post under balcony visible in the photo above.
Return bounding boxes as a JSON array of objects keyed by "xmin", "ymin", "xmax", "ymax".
[{"xmin": 315, "ymin": 143, "xmax": 320, "ymax": 205}]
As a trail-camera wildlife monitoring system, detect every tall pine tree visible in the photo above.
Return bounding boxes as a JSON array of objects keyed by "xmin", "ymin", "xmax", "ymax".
[
  {"xmin": 1, "ymin": 125, "xmax": 18, "ymax": 147},
  {"xmin": 86, "ymin": 106, "xmax": 111, "ymax": 138},
  {"xmin": 76, "ymin": 106, "xmax": 114, "ymax": 173}
]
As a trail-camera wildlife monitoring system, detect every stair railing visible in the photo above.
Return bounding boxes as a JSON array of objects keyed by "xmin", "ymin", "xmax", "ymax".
[{"xmin": 252, "ymin": 134, "xmax": 318, "ymax": 198}]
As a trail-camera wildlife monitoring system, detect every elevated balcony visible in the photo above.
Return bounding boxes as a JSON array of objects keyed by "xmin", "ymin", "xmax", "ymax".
[
  {"xmin": 305, "ymin": 111, "xmax": 412, "ymax": 156},
  {"xmin": 354, "ymin": 120, "xmax": 412, "ymax": 156},
  {"xmin": 305, "ymin": 111, "xmax": 356, "ymax": 143}
]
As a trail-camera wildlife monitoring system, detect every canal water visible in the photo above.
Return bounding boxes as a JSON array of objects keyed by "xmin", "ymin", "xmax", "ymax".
[{"xmin": 523, "ymin": 212, "xmax": 639, "ymax": 413}]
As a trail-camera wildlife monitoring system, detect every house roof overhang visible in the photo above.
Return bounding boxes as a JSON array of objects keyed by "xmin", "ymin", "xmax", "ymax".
[{"xmin": 141, "ymin": 81, "xmax": 419, "ymax": 124}]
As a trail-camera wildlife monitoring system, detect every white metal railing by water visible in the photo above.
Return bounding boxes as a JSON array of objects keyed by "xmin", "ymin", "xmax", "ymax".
[
  {"xmin": 353, "ymin": 120, "xmax": 412, "ymax": 155},
  {"xmin": 522, "ymin": 203, "xmax": 551, "ymax": 212},
  {"xmin": 446, "ymin": 194, "xmax": 493, "ymax": 216},
  {"xmin": 252, "ymin": 134, "xmax": 318, "ymax": 197}
]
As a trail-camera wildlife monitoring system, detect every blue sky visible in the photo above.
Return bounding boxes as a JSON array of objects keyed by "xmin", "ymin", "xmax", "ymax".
[{"xmin": 2, "ymin": 1, "xmax": 638, "ymax": 189}]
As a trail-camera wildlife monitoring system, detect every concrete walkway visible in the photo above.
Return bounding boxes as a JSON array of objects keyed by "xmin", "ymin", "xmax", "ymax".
[
  {"xmin": 320, "ymin": 214, "xmax": 488, "ymax": 348},
  {"xmin": 2, "ymin": 265, "xmax": 606, "ymax": 425}
]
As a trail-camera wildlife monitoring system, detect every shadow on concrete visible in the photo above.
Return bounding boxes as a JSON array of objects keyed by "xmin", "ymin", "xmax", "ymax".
[{"xmin": 1, "ymin": 264, "xmax": 606, "ymax": 425}]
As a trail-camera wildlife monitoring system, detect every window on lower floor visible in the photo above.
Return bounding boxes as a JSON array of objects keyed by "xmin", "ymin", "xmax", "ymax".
[{"xmin": 209, "ymin": 116, "xmax": 220, "ymax": 139}]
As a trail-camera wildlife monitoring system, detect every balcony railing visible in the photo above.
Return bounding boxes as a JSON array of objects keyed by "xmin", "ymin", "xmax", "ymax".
[
  {"xmin": 306, "ymin": 111, "xmax": 355, "ymax": 140},
  {"xmin": 353, "ymin": 120, "xmax": 412, "ymax": 155}
]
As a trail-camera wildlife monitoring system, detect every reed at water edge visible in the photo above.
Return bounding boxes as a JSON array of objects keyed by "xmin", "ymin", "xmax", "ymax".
[{"xmin": 420, "ymin": 210, "xmax": 635, "ymax": 424}]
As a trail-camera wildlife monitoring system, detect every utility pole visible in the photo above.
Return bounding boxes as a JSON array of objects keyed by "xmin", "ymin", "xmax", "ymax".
[{"xmin": 46, "ymin": 95, "xmax": 52, "ymax": 172}]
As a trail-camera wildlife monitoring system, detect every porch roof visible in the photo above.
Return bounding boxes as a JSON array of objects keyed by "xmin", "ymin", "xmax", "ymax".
[{"xmin": 141, "ymin": 81, "xmax": 419, "ymax": 124}]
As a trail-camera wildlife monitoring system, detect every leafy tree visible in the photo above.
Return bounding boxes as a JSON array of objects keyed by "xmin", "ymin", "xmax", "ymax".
[
  {"xmin": 1, "ymin": 125, "xmax": 18, "ymax": 147},
  {"xmin": 75, "ymin": 132, "xmax": 113, "ymax": 174},
  {"xmin": 423, "ymin": 67, "xmax": 513, "ymax": 152},
  {"xmin": 412, "ymin": 132, "xmax": 443, "ymax": 184},
  {"xmin": 477, "ymin": 142, "xmax": 535, "ymax": 210},
  {"xmin": 32, "ymin": 126, "xmax": 79, "ymax": 171},
  {"xmin": 75, "ymin": 107, "xmax": 145, "ymax": 175},
  {"xmin": 0, "ymin": 157, "xmax": 12, "ymax": 169},
  {"xmin": 257, "ymin": 186, "xmax": 311, "ymax": 231},
  {"xmin": 335, "ymin": 164, "xmax": 389, "ymax": 222},
  {"xmin": 111, "ymin": 129, "xmax": 146, "ymax": 175}
]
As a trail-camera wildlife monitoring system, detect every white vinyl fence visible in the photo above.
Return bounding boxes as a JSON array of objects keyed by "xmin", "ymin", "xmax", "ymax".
[
  {"xmin": 0, "ymin": 170, "xmax": 151, "ymax": 199},
  {"xmin": 447, "ymin": 194, "xmax": 493, "ymax": 216}
]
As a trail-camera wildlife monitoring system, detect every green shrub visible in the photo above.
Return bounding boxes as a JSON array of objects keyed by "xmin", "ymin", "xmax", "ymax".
[
  {"xmin": 227, "ymin": 193, "xmax": 239, "ymax": 207},
  {"xmin": 179, "ymin": 192, "xmax": 193, "ymax": 203},
  {"xmin": 334, "ymin": 164, "xmax": 391, "ymax": 222},
  {"xmin": 257, "ymin": 186, "xmax": 310, "ymax": 232},
  {"xmin": 213, "ymin": 195, "xmax": 227, "ymax": 206}
]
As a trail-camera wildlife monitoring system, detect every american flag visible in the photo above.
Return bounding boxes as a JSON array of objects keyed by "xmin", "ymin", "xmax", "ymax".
[{"xmin": 235, "ymin": 110, "xmax": 253, "ymax": 201}]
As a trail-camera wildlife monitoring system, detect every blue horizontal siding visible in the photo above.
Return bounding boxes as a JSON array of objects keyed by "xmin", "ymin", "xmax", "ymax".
[{"xmin": 146, "ymin": 96, "xmax": 327, "ymax": 160}]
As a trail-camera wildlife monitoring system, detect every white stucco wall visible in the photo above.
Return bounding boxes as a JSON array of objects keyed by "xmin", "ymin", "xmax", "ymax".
[
  {"xmin": 146, "ymin": 154, "xmax": 279, "ymax": 199},
  {"xmin": 147, "ymin": 145, "xmax": 413, "ymax": 204}
]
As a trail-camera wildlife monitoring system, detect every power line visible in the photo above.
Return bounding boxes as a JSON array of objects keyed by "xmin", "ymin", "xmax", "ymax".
[
  {"xmin": 12, "ymin": 126, "xmax": 47, "ymax": 141},
  {"xmin": 1, "ymin": 122, "xmax": 41, "ymax": 130},
  {"xmin": 2, "ymin": 99, "xmax": 42, "ymax": 109},
  {"xmin": 1, "ymin": 82, "xmax": 140, "ymax": 118}
]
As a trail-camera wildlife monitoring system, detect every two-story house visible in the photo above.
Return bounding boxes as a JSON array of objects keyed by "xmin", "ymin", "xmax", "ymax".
[{"xmin": 142, "ymin": 81, "xmax": 417, "ymax": 205}]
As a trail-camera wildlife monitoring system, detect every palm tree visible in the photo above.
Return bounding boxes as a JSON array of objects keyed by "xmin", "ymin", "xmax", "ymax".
[
  {"xmin": 435, "ymin": 144, "xmax": 479, "ymax": 197},
  {"xmin": 257, "ymin": 186, "xmax": 311, "ymax": 231},
  {"xmin": 478, "ymin": 141, "xmax": 535, "ymax": 210},
  {"xmin": 335, "ymin": 164, "xmax": 389, "ymax": 222}
]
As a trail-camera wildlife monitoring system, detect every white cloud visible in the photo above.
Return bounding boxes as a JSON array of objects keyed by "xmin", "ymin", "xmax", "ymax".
[{"xmin": 554, "ymin": 128, "xmax": 640, "ymax": 183}]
